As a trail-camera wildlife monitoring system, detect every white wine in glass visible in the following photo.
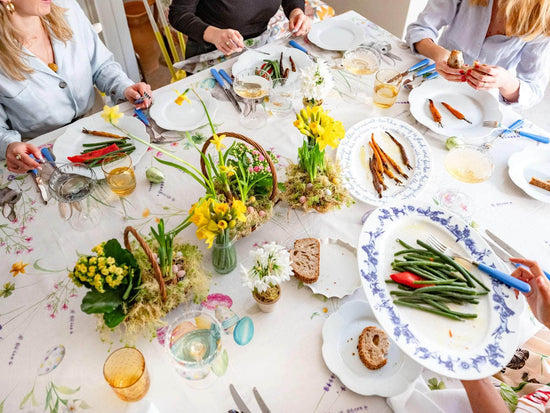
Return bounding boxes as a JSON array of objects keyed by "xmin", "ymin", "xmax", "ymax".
[
  {"xmin": 444, "ymin": 145, "xmax": 494, "ymax": 183},
  {"xmin": 232, "ymin": 68, "xmax": 272, "ymax": 129}
]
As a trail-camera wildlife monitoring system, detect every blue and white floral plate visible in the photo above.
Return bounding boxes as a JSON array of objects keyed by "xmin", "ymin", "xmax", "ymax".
[
  {"xmin": 337, "ymin": 117, "xmax": 432, "ymax": 206},
  {"xmin": 357, "ymin": 203, "xmax": 525, "ymax": 379}
]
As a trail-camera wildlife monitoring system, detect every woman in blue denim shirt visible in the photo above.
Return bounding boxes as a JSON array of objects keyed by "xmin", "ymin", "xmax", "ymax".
[
  {"xmin": 0, "ymin": 0, "xmax": 152, "ymax": 173},
  {"xmin": 406, "ymin": 0, "xmax": 550, "ymax": 107}
]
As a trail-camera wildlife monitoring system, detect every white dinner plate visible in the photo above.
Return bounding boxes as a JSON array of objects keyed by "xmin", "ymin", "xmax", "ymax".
[
  {"xmin": 409, "ymin": 77, "xmax": 502, "ymax": 141},
  {"xmin": 308, "ymin": 19, "xmax": 364, "ymax": 51},
  {"xmin": 322, "ymin": 300, "xmax": 422, "ymax": 396},
  {"xmin": 508, "ymin": 147, "xmax": 550, "ymax": 203},
  {"xmin": 357, "ymin": 202, "xmax": 524, "ymax": 379},
  {"xmin": 149, "ymin": 88, "xmax": 218, "ymax": 131},
  {"xmin": 231, "ymin": 44, "xmax": 312, "ymax": 85},
  {"xmin": 305, "ymin": 238, "xmax": 361, "ymax": 299},
  {"xmin": 337, "ymin": 117, "xmax": 432, "ymax": 206},
  {"xmin": 52, "ymin": 113, "xmax": 149, "ymax": 175}
]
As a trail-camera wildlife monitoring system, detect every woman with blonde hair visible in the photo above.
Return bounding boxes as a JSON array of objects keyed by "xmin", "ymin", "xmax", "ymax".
[
  {"xmin": 0, "ymin": 0, "xmax": 152, "ymax": 173},
  {"xmin": 405, "ymin": 0, "xmax": 550, "ymax": 107}
]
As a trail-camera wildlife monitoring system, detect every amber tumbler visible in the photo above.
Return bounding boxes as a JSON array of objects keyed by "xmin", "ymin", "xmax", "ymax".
[{"xmin": 103, "ymin": 347, "xmax": 150, "ymax": 402}]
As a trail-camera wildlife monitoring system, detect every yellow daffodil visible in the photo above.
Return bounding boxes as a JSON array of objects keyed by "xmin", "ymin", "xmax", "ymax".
[
  {"xmin": 231, "ymin": 199, "xmax": 247, "ymax": 222},
  {"xmin": 214, "ymin": 201, "xmax": 229, "ymax": 215},
  {"xmin": 189, "ymin": 199, "xmax": 211, "ymax": 228},
  {"xmin": 219, "ymin": 165, "xmax": 235, "ymax": 177},
  {"xmin": 10, "ymin": 261, "xmax": 29, "ymax": 277},
  {"xmin": 196, "ymin": 225, "xmax": 218, "ymax": 248},
  {"xmin": 211, "ymin": 133, "xmax": 226, "ymax": 151},
  {"xmin": 218, "ymin": 220, "xmax": 228, "ymax": 230},
  {"xmin": 101, "ymin": 105, "xmax": 123, "ymax": 124},
  {"xmin": 173, "ymin": 88, "xmax": 191, "ymax": 105}
]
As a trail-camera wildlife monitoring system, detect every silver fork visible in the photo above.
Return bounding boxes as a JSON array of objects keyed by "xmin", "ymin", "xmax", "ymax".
[{"xmin": 425, "ymin": 234, "xmax": 531, "ymax": 292}]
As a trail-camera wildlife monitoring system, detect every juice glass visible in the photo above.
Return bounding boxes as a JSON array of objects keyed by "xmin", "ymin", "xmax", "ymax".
[
  {"xmin": 233, "ymin": 68, "xmax": 272, "ymax": 129},
  {"xmin": 342, "ymin": 46, "xmax": 380, "ymax": 75},
  {"xmin": 373, "ymin": 68, "xmax": 402, "ymax": 109},
  {"xmin": 103, "ymin": 347, "xmax": 150, "ymax": 402},
  {"xmin": 101, "ymin": 153, "xmax": 136, "ymax": 196}
]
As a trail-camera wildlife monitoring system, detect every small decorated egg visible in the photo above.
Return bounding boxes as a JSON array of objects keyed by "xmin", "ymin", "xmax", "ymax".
[
  {"xmin": 176, "ymin": 270, "xmax": 186, "ymax": 280},
  {"xmin": 258, "ymin": 210, "xmax": 266, "ymax": 217},
  {"xmin": 324, "ymin": 189, "xmax": 332, "ymax": 197},
  {"xmin": 146, "ymin": 167, "xmax": 165, "ymax": 183},
  {"xmin": 210, "ymin": 349, "xmax": 228, "ymax": 377},
  {"xmin": 37, "ymin": 345, "xmax": 66, "ymax": 376},
  {"xmin": 306, "ymin": 183, "xmax": 314, "ymax": 190},
  {"xmin": 172, "ymin": 264, "xmax": 179, "ymax": 274},
  {"xmin": 247, "ymin": 206, "xmax": 255, "ymax": 214},
  {"xmin": 233, "ymin": 316, "xmax": 254, "ymax": 346},
  {"xmin": 299, "ymin": 196, "xmax": 307, "ymax": 204},
  {"xmin": 215, "ymin": 305, "xmax": 239, "ymax": 334},
  {"xmin": 249, "ymin": 196, "xmax": 256, "ymax": 203}
]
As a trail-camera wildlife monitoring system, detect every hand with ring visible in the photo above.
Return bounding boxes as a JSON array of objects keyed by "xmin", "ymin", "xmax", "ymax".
[
  {"xmin": 5, "ymin": 141, "xmax": 42, "ymax": 173},
  {"xmin": 203, "ymin": 26, "xmax": 244, "ymax": 55},
  {"xmin": 288, "ymin": 8, "xmax": 311, "ymax": 36}
]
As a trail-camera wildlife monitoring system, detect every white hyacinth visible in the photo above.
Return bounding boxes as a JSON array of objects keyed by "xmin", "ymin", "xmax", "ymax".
[
  {"xmin": 300, "ymin": 60, "xmax": 334, "ymax": 101},
  {"xmin": 241, "ymin": 242, "xmax": 292, "ymax": 293}
]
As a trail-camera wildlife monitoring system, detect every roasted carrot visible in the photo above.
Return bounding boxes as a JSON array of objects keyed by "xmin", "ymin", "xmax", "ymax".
[
  {"xmin": 369, "ymin": 157, "xmax": 383, "ymax": 198},
  {"xmin": 385, "ymin": 131, "xmax": 412, "ymax": 170},
  {"xmin": 283, "ymin": 68, "xmax": 290, "ymax": 79},
  {"xmin": 428, "ymin": 99, "xmax": 443, "ymax": 127},
  {"xmin": 371, "ymin": 136, "xmax": 402, "ymax": 184},
  {"xmin": 441, "ymin": 102, "xmax": 472, "ymax": 124},
  {"xmin": 368, "ymin": 141, "xmax": 387, "ymax": 189},
  {"xmin": 289, "ymin": 56, "xmax": 296, "ymax": 72},
  {"xmin": 82, "ymin": 128, "xmax": 128, "ymax": 140},
  {"xmin": 379, "ymin": 146, "xmax": 409, "ymax": 179}
]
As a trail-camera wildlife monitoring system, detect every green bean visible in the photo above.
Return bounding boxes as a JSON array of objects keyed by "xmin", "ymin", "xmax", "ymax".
[
  {"xmin": 393, "ymin": 260, "xmax": 450, "ymax": 268},
  {"xmin": 411, "ymin": 285, "xmax": 478, "ymax": 295},
  {"xmin": 393, "ymin": 300, "xmax": 463, "ymax": 321},
  {"xmin": 400, "ymin": 265, "xmax": 443, "ymax": 281},
  {"xmin": 413, "ymin": 279, "xmax": 455, "ymax": 285},
  {"xmin": 82, "ymin": 140, "xmax": 125, "ymax": 147}
]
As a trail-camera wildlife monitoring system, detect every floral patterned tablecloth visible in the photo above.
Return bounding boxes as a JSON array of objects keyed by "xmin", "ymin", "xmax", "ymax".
[{"xmin": 1, "ymin": 10, "xmax": 549, "ymax": 413}]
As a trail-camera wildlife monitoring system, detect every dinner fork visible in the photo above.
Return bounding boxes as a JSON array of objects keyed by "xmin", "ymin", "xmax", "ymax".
[
  {"xmin": 425, "ymin": 234, "xmax": 531, "ymax": 293},
  {"xmin": 134, "ymin": 108, "xmax": 182, "ymax": 144}
]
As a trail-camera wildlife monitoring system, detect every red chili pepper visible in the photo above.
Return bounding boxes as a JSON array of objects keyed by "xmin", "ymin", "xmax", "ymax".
[
  {"xmin": 390, "ymin": 271, "xmax": 433, "ymax": 289},
  {"xmin": 67, "ymin": 143, "xmax": 120, "ymax": 163}
]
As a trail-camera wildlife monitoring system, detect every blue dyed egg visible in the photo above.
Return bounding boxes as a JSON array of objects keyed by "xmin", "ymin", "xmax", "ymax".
[
  {"xmin": 37, "ymin": 345, "xmax": 66, "ymax": 376},
  {"xmin": 233, "ymin": 316, "xmax": 254, "ymax": 346}
]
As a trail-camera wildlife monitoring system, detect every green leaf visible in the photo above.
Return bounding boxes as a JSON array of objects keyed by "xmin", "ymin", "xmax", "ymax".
[
  {"xmin": 53, "ymin": 385, "xmax": 79, "ymax": 395},
  {"xmin": 103, "ymin": 239, "xmax": 139, "ymax": 273},
  {"xmin": 0, "ymin": 398, "xmax": 5, "ymax": 413},
  {"xmin": 79, "ymin": 400, "xmax": 92, "ymax": 409},
  {"xmin": 122, "ymin": 275, "xmax": 133, "ymax": 301},
  {"xmin": 81, "ymin": 289, "xmax": 123, "ymax": 314},
  {"xmin": 103, "ymin": 306, "xmax": 126, "ymax": 328},
  {"xmin": 45, "ymin": 385, "xmax": 52, "ymax": 408},
  {"xmin": 500, "ymin": 383, "xmax": 518, "ymax": 411},
  {"xmin": 19, "ymin": 388, "xmax": 34, "ymax": 409}
]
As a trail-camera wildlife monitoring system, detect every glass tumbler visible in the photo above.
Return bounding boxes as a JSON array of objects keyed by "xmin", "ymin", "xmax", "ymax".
[
  {"xmin": 103, "ymin": 347, "xmax": 150, "ymax": 402},
  {"xmin": 444, "ymin": 144, "xmax": 494, "ymax": 183},
  {"xmin": 342, "ymin": 46, "xmax": 380, "ymax": 75},
  {"xmin": 101, "ymin": 153, "xmax": 136, "ymax": 196},
  {"xmin": 373, "ymin": 68, "xmax": 403, "ymax": 109}
]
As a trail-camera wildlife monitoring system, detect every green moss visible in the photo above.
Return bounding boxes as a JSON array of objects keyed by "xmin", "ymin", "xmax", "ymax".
[{"xmin": 282, "ymin": 158, "xmax": 354, "ymax": 213}]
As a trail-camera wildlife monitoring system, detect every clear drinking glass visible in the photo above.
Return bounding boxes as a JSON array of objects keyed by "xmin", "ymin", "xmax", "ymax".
[
  {"xmin": 101, "ymin": 153, "xmax": 136, "ymax": 196},
  {"xmin": 373, "ymin": 68, "xmax": 402, "ymax": 109},
  {"xmin": 233, "ymin": 68, "xmax": 272, "ymax": 129},
  {"xmin": 48, "ymin": 162, "xmax": 98, "ymax": 230},
  {"xmin": 342, "ymin": 46, "xmax": 380, "ymax": 76},
  {"xmin": 103, "ymin": 347, "xmax": 150, "ymax": 402},
  {"xmin": 165, "ymin": 309, "xmax": 223, "ymax": 384},
  {"xmin": 265, "ymin": 77, "xmax": 295, "ymax": 116}
]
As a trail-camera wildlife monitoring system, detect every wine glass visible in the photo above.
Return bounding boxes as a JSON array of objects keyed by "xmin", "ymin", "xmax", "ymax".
[
  {"xmin": 48, "ymin": 162, "xmax": 99, "ymax": 230},
  {"xmin": 164, "ymin": 308, "xmax": 224, "ymax": 387},
  {"xmin": 232, "ymin": 68, "xmax": 272, "ymax": 129}
]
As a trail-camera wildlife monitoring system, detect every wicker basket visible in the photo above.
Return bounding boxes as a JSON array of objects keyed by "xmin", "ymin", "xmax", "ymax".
[
  {"xmin": 200, "ymin": 131, "xmax": 278, "ymax": 201},
  {"xmin": 123, "ymin": 226, "xmax": 167, "ymax": 302}
]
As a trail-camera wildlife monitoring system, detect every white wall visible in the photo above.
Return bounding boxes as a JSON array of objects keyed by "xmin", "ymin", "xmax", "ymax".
[{"xmin": 323, "ymin": 0, "xmax": 428, "ymax": 39}]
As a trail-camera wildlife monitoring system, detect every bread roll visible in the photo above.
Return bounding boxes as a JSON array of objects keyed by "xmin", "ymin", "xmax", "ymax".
[
  {"xmin": 447, "ymin": 50, "xmax": 465, "ymax": 69},
  {"xmin": 357, "ymin": 326, "xmax": 389, "ymax": 370},
  {"xmin": 290, "ymin": 238, "xmax": 320, "ymax": 284}
]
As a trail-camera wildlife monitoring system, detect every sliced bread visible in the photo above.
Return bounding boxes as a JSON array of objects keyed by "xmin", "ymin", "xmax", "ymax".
[
  {"xmin": 529, "ymin": 177, "xmax": 550, "ymax": 192},
  {"xmin": 290, "ymin": 238, "xmax": 320, "ymax": 284},
  {"xmin": 447, "ymin": 50, "xmax": 465, "ymax": 69},
  {"xmin": 357, "ymin": 326, "xmax": 389, "ymax": 370}
]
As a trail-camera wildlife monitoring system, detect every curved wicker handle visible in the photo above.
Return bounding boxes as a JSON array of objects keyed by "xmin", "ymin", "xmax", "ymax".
[
  {"xmin": 200, "ymin": 132, "xmax": 278, "ymax": 201},
  {"xmin": 123, "ymin": 226, "xmax": 167, "ymax": 303}
]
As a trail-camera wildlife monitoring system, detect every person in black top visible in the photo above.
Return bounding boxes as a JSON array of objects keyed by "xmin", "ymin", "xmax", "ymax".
[{"xmin": 169, "ymin": 0, "xmax": 310, "ymax": 58}]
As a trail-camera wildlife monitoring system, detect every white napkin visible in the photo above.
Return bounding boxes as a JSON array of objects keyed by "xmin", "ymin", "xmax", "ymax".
[
  {"xmin": 126, "ymin": 400, "xmax": 160, "ymax": 413},
  {"xmin": 387, "ymin": 370, "xmax": 473, "ymax": 413}
]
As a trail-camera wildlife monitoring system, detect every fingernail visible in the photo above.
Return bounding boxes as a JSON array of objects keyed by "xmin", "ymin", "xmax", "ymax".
[
  {"xmin": 475, "ymin": 64, "xmax": 479, "ymax": 69},
  {"xmin": 467, "ymin": 69, "xmax": 471, "ymax": 74},
  {"xmin": 461, "ymin": 75, "xmax": 466, "ymax": 82},
  {"xmin": 460, "ymin": 70, "xmax": 464, "ymax": 75}
]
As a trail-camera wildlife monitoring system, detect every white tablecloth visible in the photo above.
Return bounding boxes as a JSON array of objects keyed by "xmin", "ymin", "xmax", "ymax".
[{"xmin": 1, "ymin": 10, "xmax": 549, "ymax": 413}]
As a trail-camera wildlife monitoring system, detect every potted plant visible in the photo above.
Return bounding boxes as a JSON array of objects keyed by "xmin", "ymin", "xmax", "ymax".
[
  {"xmin": 283, "ymin": 105, "xmax": 353, "ymax": 213},
  {"xmin": 299, "ymin": 60, "xmax": 334, "ymax": 107},
  {"xmin": 240, "ymin": 242, "xmax": 293, "ymax": 312}
]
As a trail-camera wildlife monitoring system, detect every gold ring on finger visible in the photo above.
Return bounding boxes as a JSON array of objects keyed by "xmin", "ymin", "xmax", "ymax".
[{"xmin": 15, "ymin": 153, "xmax": 22, "ymax": 160}]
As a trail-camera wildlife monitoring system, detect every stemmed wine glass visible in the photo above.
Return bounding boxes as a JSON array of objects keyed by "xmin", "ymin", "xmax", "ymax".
[{"xmin": 232, "ymin": 68, "xmax": 272, "ymax": 129}]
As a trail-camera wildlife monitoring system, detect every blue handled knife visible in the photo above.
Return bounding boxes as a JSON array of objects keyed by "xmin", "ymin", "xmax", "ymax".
[
  {"xmin": 210, "ymin": 68, "xmax": 241, "ymax": 113},
  {"xmin": 218, "ymin": 69, "xmax": 233, "ymax": 85},
  {"xmin": 28, "ymin": 154, "xmax": 48, "ymax": 204}
]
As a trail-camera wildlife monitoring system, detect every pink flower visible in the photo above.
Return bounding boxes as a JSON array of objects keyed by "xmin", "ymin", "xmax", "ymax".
[
  {"xmin": 253, "ymin": 166, "xmax": 260, "ymax": 172},
  {"xmin": 27, "ymin": 248, "xmax": 33, "ymax": 253},
  {"xmin": 70, "ymin": 293, "xmax": 78, "ymax": 298},
  {"xmin": 16, "ymin": 250, "xmax": 22, "ymax": 255},
  {"xmin": 147, "ymin": 147, "xmax": 153, "ymax": 152},
  {"xmin": 258, "ymin": 155, "xmax": 265, "ymax": 161},
  {"xmin": 0, "ymin": 242, "xmax": 5, "ymax": 247},
  {"xmin": 248, "ymin": 167, "xmax": 253, "ymax": 173},
  {"xmin": 252, "ymin": 150, "xmax": 259, "ymax": 155},
  {"xmin": 46, "ymin": 304, "xmax": 53, "ymax": 311},
  {"xmin": 50, "ymin": 313, "xmax": 56, "ymax": 319},
  {"xmin": 25, "ymin": 237, "xmax": 32, "ymax": 242},
  {"xmin": 54, "ymin": 283, "xmax": 59, "ymax": 290},
  {"xmin": 62, "ymin": 303, "xmax": 68, "ymax": 310}
]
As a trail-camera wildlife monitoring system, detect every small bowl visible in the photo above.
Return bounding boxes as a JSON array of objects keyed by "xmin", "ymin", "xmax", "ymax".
[
  {"xmin": 444, "ymin": 144, "xmax": 494, "ymax": 183},
  {"xmin": 342, "ymin": 46, "xmax": 380, "ymax": 76}
]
